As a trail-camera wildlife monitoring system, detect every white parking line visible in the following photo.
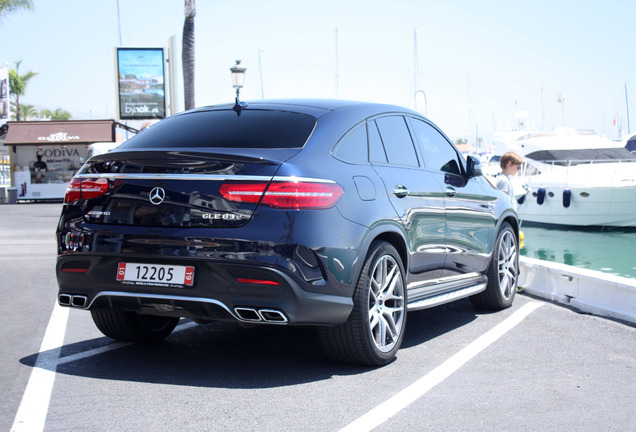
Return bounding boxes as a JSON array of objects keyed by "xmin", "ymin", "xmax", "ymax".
[
  {"xmin": 12, "ymin": 301, "xmax": 541, "ymax": 432},
  {"xmin": 339, "ymin": 301, "xmax": 544, "ymax": 432},
  {"xmin": 56, "ymin": 321, "xmax": 196, "ymax": 365},
  {"xmin": 57, "ymin": 341, "xmax": 132, "ymax": 365},
  {"xmin": 11, "ymin": 311, "xmax": 196, "ymax": 432},
  {"xmin": 11, "ymin": 303, "xmax": 69, "ymax": 432}
]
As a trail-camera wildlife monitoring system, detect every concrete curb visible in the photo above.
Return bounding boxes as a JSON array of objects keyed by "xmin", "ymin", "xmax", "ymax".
[{"xmin": 519, "ymin": 256, "xmax": 636, "ymax": 325}]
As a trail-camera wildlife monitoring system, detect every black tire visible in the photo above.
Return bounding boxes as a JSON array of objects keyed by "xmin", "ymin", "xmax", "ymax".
[
  {"xmin": 471, "ymin": 222, "xmax": 518, "ymax": 310},
  {"xmin": 91, "ymin": 310, "xmax": 179, "ymax": 343},
  {"xmin": 319, "ymin": 241, "xmax": 407, "ymax": 366}
]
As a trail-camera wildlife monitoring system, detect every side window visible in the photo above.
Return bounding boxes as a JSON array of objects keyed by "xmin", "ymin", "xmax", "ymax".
[
  {"xmin": 368, "ymin": 121, "xmax": 387, "ymax": 163},
  {"xmin": 374, "ymin": 116, "xmax": 419, "ymax": 167},
  {"xmin": 332, "ymin": 124, "xmax": 368, "ymax": 164},
  {"xmin": 524, "ymin": 162, "xmax": 541, "ymax": 176},
  {"xmin": 410, "ymin": 118, "xmax": 462, "ymax": 175}
]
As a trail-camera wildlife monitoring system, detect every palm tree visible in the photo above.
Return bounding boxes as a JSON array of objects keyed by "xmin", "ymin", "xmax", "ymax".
[
  {"xmin": 182, "ymin": 0, "xmax": 195, "ymax": 110},
  {"xmin": 41, "ymin": 107, "xmax": 72, "ymax": 120},
  {"xmin": 0, "ymin": 0, "xmax": 33, "ymax": 20},
  {"xmin": 8, "ymin": 60, "xmax": 38, "ymax": 121},
  {"xmin": 11, "ymin": 102, "xmax": 38, "ymax": 120}
]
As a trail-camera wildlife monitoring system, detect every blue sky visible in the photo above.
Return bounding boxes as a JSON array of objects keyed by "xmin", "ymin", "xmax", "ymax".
[{"xmin": 1, "ymin": 0, "xmax": 635, "ymax": 143}]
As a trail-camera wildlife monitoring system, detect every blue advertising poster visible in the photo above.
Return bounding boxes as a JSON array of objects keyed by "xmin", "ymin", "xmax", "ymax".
[{"xmin": 116, "ymin": 48, "xmax": 166, "ymax": 120}]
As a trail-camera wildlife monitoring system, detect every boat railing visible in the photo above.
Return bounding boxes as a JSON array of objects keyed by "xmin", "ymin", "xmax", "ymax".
[
  {"xmin": 521, "ymin": 158, "xmax": 636, "ymax": 180},
  {"xmin": 530, "ymin": 158, "xmax": 636, "ymax": 167}
]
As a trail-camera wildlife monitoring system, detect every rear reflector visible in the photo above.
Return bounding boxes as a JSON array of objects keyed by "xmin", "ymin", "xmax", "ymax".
[
  {"xmin": 236, "ymin": 278, "xmax": 280, "ymax": 286},
  {"xmin": 64, "ymin": 178, "xmax": 109, "ymax": 203},
  {"xmin": 220, "ymin": 181, "xmax": 343, "ymax": 209}
]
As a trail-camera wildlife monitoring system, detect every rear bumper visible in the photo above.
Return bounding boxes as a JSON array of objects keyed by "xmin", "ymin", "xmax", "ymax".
[
  {"xmin": 56, "ymin": 203, "xmax": 368, "ymax": 325},
  {"xmin": 56, "ymin": 253, "xmax": 354, "ymax": 326}
]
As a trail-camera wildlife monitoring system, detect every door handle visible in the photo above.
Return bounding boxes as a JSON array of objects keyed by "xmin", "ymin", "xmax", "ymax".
[
  {"xmin": 445, "ymin": 187, "xmax": 456, "ymax": 197},
  {"xmin": 393, "ymin": 185, "xmax": 409, "ymax": 198}
]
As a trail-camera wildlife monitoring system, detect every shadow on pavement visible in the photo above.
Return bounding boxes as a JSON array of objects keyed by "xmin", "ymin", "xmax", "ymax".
[{"xmin": 20, "ymin": 299, "xmax": 482, "ymax": 388}]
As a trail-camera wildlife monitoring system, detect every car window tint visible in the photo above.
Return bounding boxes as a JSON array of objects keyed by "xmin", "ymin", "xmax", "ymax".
[
  {"xmin": 374, "ymin": 116, "xmax": 419, "ymax": 167},
  {"xmin": 118, "ymin": 110, "xmax": 317, "ymax": 149},
  {"xmin": 333, "ymin": 124, "xmax": 368, "ymax": 163},
  {"xmin": 410, "ymin": 118, "xmax": 462, "ymax": 174},
  {"xmin": 368, "ymin": 121, "xmax": 388, "ymax": 163}
]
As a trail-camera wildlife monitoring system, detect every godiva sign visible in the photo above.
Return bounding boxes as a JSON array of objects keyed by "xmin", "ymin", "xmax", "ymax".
[
  {"xmin": 37, "ymin": 132, "xmax": 81, "ymax": 142},
  {"xmin": 1, "ymin": 120, "xmax": 116, "ymax": 145}
]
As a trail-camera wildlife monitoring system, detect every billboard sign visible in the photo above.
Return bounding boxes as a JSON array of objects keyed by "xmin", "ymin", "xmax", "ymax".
[
  {"xmin": 116, "ymin": 48, "xmax": 166, "ymax": 120},
  {"xmin": 0, "ymin": 67, "xmax": 9, "ymax": 122}
]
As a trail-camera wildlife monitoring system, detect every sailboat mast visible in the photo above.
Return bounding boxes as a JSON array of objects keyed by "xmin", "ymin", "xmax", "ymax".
[
  {"xmin": 334, "ymin": 28, "xmax": 340, "ymax": 99},
  {"xmin": 625, "ymin": 83, "xmax": 631, "ymax": 135},
  {"xmin": 414, "ymin": 29, "xmax": 418, "ymax": 109}
]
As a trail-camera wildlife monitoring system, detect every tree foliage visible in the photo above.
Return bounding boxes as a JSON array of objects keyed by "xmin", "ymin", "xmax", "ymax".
[
  {"xmin": 41, "ymin": 108, "xmax": 72, "ymax": 120},
  {"xmin": 0, "ymin": 0, "xmax": 33, "ymax": 20},
  {"xmin": 10, "ymin": 102, "xmax": 38, "ymax": 120},
  {"xmin": 8, "ymin": 60, "xmax": 39, "ymax": 121}
]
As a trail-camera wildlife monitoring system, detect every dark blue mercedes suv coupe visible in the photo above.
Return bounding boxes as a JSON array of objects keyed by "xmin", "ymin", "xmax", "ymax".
[{"xmin": 56, "ymin": 99, "xmax": 519, "ymax": 366}]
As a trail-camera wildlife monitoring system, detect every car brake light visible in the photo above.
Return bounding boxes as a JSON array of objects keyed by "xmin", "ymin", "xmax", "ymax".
[
  {"xmin": 218, "ymin": 183, "xmax": 267, "ymax": 204},
  {"xmin": 64, "ymin": 178, "xmax": 109, "ymax": 203},
  {"xmin": 219, "ymin": 181, "xmax": 343, "ymax": 209}
]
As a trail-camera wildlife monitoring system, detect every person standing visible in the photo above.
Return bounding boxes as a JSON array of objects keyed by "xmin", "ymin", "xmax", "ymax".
[{"xmin": 496, "ymin": 152, "xmax": 523, "ymax": 208}]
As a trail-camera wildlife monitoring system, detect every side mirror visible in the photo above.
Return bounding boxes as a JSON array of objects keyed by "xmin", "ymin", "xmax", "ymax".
[{"xmin": 466, "ymin": 155, "xmax": 483, "ymax": 177}]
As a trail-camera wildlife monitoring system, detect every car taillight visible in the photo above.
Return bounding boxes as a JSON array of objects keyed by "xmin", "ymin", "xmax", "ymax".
[
  {"xmin": 64, "ymin": 178, "xmax": 109, "ymax": 203},
  {"xmin": 219, "ymin": 181, "xmax": 343, "ymax": 209},
  {"xmin": 218, "ymin": 183, "xmax": 267, "ymax": 204}
]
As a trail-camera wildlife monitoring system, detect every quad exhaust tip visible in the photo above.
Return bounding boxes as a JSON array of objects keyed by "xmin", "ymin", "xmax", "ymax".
[
  {"xmin": 58, "ymin": 294, "xmax": 88, "ymax": 308},
  {"xmin": 234, "ymin": 307, "xmax": 288, "ymax": 324}
]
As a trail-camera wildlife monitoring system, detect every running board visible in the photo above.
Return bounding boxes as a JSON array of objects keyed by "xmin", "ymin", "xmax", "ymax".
[{"xmin": 407, "ymin": 283, "xmax": 487, "ymax": 311}]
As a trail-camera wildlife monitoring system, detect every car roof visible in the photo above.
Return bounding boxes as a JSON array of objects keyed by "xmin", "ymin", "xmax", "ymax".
[{"xmin": 190, "ymin": 98, "xmax": 422, "ymax": 120}]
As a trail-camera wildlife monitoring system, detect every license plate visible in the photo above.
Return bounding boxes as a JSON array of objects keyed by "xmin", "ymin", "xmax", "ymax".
[{"xmin": 117, "ymin": 263, "xmax": 194, "ymax": 287}]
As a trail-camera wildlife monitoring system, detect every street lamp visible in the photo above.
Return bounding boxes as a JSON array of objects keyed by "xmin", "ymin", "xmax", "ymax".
[
  {"xmin": 230, "ymin": 60, "xmax": 247, "ymax": 111},
  {"xmin": 414, "ymin": 89, "xmax": 427, "ymax": 116}
]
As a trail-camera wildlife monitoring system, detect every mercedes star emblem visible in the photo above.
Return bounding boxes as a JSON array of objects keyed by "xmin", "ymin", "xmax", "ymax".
[{"xmin": 149, "ymin": 187, "xmax": 166, "ymax": 205}]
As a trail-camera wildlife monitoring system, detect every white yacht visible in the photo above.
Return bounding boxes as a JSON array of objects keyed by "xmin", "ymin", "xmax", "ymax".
[{"xmin": 490, "ymin": 128, "xmax": 636, "ymax": 227}]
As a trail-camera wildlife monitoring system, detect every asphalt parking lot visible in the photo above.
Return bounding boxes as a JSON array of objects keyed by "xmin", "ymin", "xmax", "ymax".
[{"xmin": 2, "ymin": 203, "xmax": 635, "ymax": 431}]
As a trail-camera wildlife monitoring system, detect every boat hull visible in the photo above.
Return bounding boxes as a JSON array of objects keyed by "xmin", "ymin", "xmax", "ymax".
[{"xmin": 518, "ymin": 184, "xmax": 636, "ymax": 227}]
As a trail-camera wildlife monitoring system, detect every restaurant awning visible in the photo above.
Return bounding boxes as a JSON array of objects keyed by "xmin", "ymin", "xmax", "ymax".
[{"xmin": 1, "ymin": 120, "xmax": 117, "ymax": 146}]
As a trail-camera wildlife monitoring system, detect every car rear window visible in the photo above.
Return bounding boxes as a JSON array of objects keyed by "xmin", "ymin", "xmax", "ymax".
[{"xmin": 118, "ymin": 109, "xmax": 317, "ymax": 149}]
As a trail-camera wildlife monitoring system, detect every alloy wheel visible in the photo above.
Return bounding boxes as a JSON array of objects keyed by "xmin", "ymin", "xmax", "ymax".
[
  {"xmin": 497, "ymin": 230, "xmax": 518, "ymax": 300},
  {"xmin": 368, "ymin": 254, "xmax": 406, "ymax": 353}
]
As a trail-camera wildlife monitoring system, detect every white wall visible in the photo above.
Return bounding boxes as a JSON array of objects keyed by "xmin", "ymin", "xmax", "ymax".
[{"xmin": 519, "ymin": 257, "xmax": 636, "ymax": 325}]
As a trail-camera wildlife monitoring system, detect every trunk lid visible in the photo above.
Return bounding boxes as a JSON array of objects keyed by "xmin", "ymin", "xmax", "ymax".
[{"xmin": 74, "ymin": 149, "xmax": 297, "ymax": 228}]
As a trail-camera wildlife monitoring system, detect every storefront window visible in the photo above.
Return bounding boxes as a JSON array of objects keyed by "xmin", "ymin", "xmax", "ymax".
[
  {"xmin": 14, "ymin": 144, "xmax": 89, "ymax": 200},
  {"xmin": 2, "ymin": 120, "xmax": 117, "ymax": 200},
  {"xmin": 0, "ymin": 153, "xmax": 9, "ymax": 185}
]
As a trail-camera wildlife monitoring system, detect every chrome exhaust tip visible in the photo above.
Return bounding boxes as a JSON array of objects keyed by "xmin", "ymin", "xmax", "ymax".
[
  {"xmin": 234, "ymin": 307, "xmax": 288, "ymax": 324},
  {"xmin": 234, "ymin": 307, "xmax": 262, "ymax": 322},
  {"xmin": 58, "ymin": 294, "xmax": 72, "ymax": 306},
  {"xmin": 59, "ymin": 294, "xmax": 88, "ymax": 308},
  {"xmin": 71, "ymin": 295, "xmax": 88, "ymax": 308},
  {"xmin": 258, "ymin": 309, "xmax": 288, "ymax": 323}
]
